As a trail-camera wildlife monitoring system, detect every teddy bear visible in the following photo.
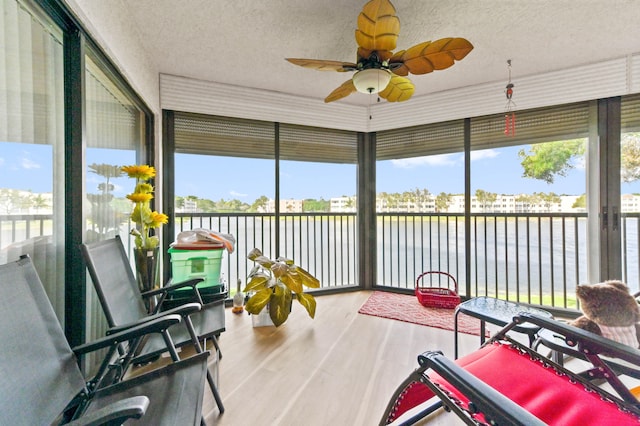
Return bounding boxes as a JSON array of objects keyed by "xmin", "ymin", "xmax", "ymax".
[{"xmin": 570, "ymin": 280, "xmax": 640, "ymax": 348}]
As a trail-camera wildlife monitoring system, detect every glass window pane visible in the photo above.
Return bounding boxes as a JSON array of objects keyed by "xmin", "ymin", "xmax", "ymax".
[
  {"xmin": 470, "ymin": 136, "xmax": 587, "ymax": 307},
  {"xmin": 279, "ymin": 160, "xmax": 356, "ymax": 286},
  {"xmin": 174, "ymin": 153, "xmax": 274, "ymax": 290},
  {"xmin": 84, "ymin": 52, "xmax": 143, "ymax": 245},
  {"xmin": 84, "ymin": 50, "xmax": 144, "ymax": 370},
  {"xmin": 376, "ymin": 152, "xmax": 465, "ymax": 290},
  {"xmin": 0, "ymin": 0, "xmax": 65, "ymax": 322},
  {"xmin": 620, "ymin": 96, "xmax": 640, "ymax": 288}
]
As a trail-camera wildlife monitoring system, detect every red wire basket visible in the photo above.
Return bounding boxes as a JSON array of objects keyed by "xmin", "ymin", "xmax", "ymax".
[{"xmin": 415, "ymin": 271, "xmax": 460, "ymax": 309}]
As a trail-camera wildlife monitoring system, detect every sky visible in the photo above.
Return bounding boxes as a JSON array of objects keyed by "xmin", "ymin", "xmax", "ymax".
[{"xmin": 2, "ymin": 141, "xmax": 639, "ymax": 203}]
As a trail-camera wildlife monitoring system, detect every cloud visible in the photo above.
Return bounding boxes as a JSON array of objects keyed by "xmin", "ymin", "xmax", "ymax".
[
  {"xmin": 391, "ymin": 154, "xmax": 459, "ymax": 168},
  {"xmin": 21, "ymin": 157, "xmax": 41, "ymax": 169},
  {"xmin": 391, "ymin": 149, "xmax": 501, "ymax": 169},
  {"xmin": 470, "ymin": 149, "xmax": 500, "ymax": 161},
  {"xmin": 230, "ymin": 190, "xmax": 247, "ymax": 198}
]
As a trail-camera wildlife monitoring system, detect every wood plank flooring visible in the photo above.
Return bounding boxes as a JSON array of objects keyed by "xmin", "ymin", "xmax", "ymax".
[{"xmin": 203, "ymin": 291, "xmax": 480, "ymax": 425}]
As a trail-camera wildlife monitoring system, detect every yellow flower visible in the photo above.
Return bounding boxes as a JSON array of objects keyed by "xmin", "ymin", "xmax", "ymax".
[
  {"xmin": 123, "ymin": 164, "xmax": 167, "ymax": 250},
  {"xmin": 127, "ymin": 192, "xmax": 153, "ymax": 203},
  {"xmin": 122, "ymin": 164, "xmax": 156, "ymax": 181},
  {"xmin": 149, "ymin": 211, "xmax": 169, "ymax": 227},
  {"xmin": 136, "ymin": 183, "xmax": 154, "ymax": 194}
]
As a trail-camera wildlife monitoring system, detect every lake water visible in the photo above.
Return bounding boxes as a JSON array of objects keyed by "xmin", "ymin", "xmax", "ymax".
[
  {"xmin": 3, "ymin": 213, "xmax": 637, "ymax": 309},
  {"xmin": 181, "ymin": 214, "xmax": 640, "ymax": 309}
]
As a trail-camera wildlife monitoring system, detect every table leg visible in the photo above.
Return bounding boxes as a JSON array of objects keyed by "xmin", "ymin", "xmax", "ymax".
[
  {"xmin": 454, "ymin": 309, "xmax": 460, "ymax": 359},
  {"xmin": 480, "ymin": 321, "xmax": 486, "ymax": 345},
  {"xmin": 552, "ymin": 349, "xmax": 564, "ymax": 366}
]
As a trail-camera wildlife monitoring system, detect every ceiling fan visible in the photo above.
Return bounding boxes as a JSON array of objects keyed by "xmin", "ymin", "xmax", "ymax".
[{"xmin": 286, "ymin": 0, "xmax": 473, "ymax": 103}]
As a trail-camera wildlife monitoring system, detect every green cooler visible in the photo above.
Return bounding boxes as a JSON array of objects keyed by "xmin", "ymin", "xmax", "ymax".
[{"xmin": 167, "ymin": 246, "xmax": 225, "ymax": 306}]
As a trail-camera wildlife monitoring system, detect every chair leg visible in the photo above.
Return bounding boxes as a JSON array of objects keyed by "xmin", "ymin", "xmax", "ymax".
[
  {"xmin": 210, "ymin": 335, "xmax": 223, "ymax": 360},
  {"xmin": 206, "ymin": 369, "xmax": 225, "ymax": 414},
  {"xmin": 183, "ymin": 317, "xmax": 225, "ymax": 414}
]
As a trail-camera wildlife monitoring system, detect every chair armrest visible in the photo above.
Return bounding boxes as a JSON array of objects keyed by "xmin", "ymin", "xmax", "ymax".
[
  {"xmin": 104, "ymin": 303, "xmax": 202, "ymax": 335},
  {"xmin": 156, "ymin": 302, "xmax": 203, "ymax": 318},
  {"xmin": 516, "ymin": 312, "xmax": 640, "ymax": 365},
  {"xmin": 72, "ymin": 315, "xmax": 182, "ymax": 356},
  {"xmin": 66, "ymin": 396, "xmax": 149, "ymax": 425},
  {"xmin": 418, "ymin": 351, "xmax": 546, "ymax": 426},
  {"xmin": 141, "ymin": 278, "xmax": 204, "ymax": 298}
]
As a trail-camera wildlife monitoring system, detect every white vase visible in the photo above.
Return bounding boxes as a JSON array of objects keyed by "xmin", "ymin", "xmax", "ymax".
[{"xmin": 252, "ymin": 305, "xmax": 274, "ymax": 327}]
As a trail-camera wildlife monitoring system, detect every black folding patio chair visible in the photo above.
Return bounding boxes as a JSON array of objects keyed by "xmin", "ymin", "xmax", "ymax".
[
  {"xmin": 0, "ymin": 255, "xmax": 209, "ymax": 425},
  {"xmin": 380, "ymin": 312, "xmax": 640, "ymax": 425},
  {"xmin": 81, "ymin": 235, "xmax": 226, "ymax": 414}
]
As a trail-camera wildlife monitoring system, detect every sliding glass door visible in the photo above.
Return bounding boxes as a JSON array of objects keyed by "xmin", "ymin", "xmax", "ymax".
[{"xmin": 0, "ymin": 0, "xmax": 65, "ymax": 322}]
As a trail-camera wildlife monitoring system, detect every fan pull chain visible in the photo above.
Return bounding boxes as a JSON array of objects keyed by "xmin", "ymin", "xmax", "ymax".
[{"xmin": 504, "ymin": 59, "xmax": 516, "ymax": 136}]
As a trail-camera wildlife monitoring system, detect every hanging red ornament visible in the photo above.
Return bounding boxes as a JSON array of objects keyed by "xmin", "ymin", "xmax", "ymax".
[
  {"xmin": 504, "ymin": 60, "xmax": 516, "ymax": 137},
  {"xmin": 505, "ymin": 111, "xmax": 516, "ymax": 136}
]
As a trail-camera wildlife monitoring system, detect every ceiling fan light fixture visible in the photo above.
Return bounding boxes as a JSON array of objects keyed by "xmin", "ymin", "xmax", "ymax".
[{"xmin": 352, "ymin": 68, "xmax": 391, "ymax": 94}]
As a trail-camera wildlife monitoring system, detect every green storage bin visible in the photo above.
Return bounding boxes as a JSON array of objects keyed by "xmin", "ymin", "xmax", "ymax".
[{"xmin": 168, "ymin": 247, "xmax": 224, "ymax": 301}]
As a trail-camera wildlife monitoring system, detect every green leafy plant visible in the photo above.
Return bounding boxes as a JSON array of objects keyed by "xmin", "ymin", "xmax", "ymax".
[{"xmin": 243, "ymin": 248, "xmax": 320, "ymax": 327}]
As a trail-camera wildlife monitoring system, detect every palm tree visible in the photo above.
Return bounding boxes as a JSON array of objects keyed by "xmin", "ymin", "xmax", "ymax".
[{"xmin": 435, "ymin": 192, "xmax": 452, "ymax": 212}]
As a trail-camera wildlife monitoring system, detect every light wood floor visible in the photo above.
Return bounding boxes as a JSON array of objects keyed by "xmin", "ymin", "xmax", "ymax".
[{"xmin": 202, "ymin": 291, "xmax": 481, "ymax": 426}]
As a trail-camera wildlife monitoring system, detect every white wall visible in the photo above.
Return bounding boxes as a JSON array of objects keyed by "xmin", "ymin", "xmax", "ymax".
[
  {"xmin": 62, "ymin": 0, "xmax": 164, "ymax": 202},
  {"xmin": 61, "ymin": 1, "xmax": 640, "ymax": 136},
  {"xmin": 64, "ymin": 0, "xmax": 159, "ymax": 113},
  {"xmin": 161, "ymin": 53, "xmax": 640, "ymax": 133}
]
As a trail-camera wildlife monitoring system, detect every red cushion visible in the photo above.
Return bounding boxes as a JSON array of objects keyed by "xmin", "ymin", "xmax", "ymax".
[{"xmin": 388, "ymin": 343, "xmax": 640, "ymax": 425}]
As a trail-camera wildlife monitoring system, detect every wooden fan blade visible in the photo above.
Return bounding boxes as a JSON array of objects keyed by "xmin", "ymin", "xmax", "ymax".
[
  {"xmin": 324, "ymin": 80, "xmax": 357, "ymax": 103},
  {"xmin": 355, "ymin": 0, "xmax": 400, "ymax": 53},
  {"xmin": 389, "ymin": 37, "xmax": 473, "ymax": 76},
  {"xmin": 286, "ymin": 58, "xmax": 357, "ymax": 72},
  {"xmin": 378, "ymin": 74, "xmax": 414, "ymax": 102}
]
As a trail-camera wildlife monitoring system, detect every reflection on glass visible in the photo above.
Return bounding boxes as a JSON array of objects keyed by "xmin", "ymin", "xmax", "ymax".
[
  {"xmin": 84, "ymin": 51, "xmax": 144, "ymax": 372},
  {"xmin": 0, "ymin": 0, "xmax": 64, "ymax": 320}
]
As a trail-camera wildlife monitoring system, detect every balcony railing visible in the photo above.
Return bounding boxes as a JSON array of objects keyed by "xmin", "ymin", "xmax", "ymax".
[
  {"xmin": 174, "ymin": 213, "xmax": 359, "ymax": 292},
  {"xmin": 3, "ymin": 212, "xmax": 639, "ymax": 312},
  {"xmin": 378, "ymin": 213, "xmax": 590, "ymax": 309},
  {"xmin": 173, "ymin": 211, "xmax": 640, "ymax": 310}
]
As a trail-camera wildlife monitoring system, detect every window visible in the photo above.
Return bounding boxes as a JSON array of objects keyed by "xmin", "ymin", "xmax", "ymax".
[
  {"xmin": 171, "ymin": 113, "xmax": 359, "ymax": 289},
  {"xmin": 376, "ymin": 120, "xmax": 465, "ymax": 289},
  {"xmin": 620, "ymin": 94, "xmax": 640, "ymax": 288},
  {"xmin": 83, "ymin": 49, "xmax": 148, "ymax": 368},
  {"xmin": 0, "ymin": 0, "xmax": 65, "ymax": 321}
]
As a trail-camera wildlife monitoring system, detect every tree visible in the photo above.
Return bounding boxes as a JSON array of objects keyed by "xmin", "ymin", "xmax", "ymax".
[
  {"xmin": 572, "ymin": 194, "xmax": 587, "ymax": 209},
  {"xmin": 518, "ymin": 140, "xmax": 585, "ymax": 184},
  {"xmin": 475, "ymin": 189, "xmax": 497, "ymax": 211},
  {"xmin": 621, "ymin": 133, "xmax": 640, "ymax": 183},
  {"xmin": 302, "ymin": 198, "xmax": 330, "ymax": 212},
  {"xmin": 515, "ymin": 194, "xmax": 537, "ymax": 212},
  {"xmin": 31, "ymin": 194, "xmax": 49, "ymax": 212},
  {"xmin": 250, "ymin": 195, "xmax": 269, "ymax": 212},
  {"xmin": 344, "ymin": 197, "xmax": 355, "ymax": 210},
  {"xmin": 378, "ymin": 192, "xmax": 389, "ymax": 210},
  {"xmin": 175, "ymin": 196, "xmax": 185, "ymax": 210},
  {"xmin": 519, "ymin": 135, "xmax": 640, "ymax": 185},
  {"xmin": 197, "ymin": 198, "xmax": 216, "ymax": 212},
  {"xmin": 412, "ymin": 188, "xmax": 431, "ymax": 210},
  {"xmin": 0, "ymin": 189, "xmax": 33, "ymax": 214},
  {"xmin": 537, "ymin": 192, "xmax": 561, "ymax": 211},
  {"xmin": 435, "ymin": 192, "xmax": 452, "ymax": 212}
]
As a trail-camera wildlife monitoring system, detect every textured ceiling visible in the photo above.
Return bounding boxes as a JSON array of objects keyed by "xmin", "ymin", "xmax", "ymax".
[{"xmin": 121, "ymin": 0, "xmax": 640, "ymax": 106}]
